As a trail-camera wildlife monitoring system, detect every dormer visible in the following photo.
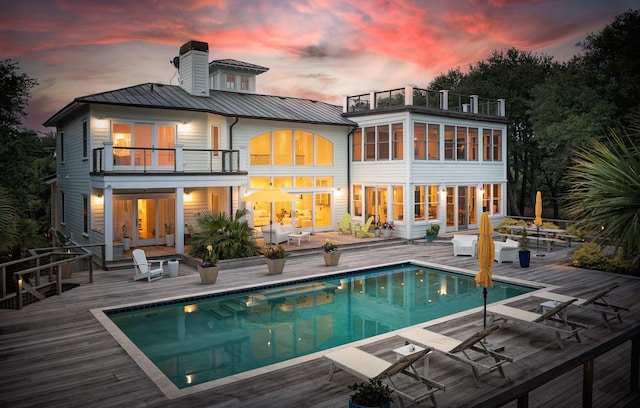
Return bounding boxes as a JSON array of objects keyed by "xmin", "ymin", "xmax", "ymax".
[{"xmin": 209, "ymin": 59, "xmax": 269, "ymax": 93}]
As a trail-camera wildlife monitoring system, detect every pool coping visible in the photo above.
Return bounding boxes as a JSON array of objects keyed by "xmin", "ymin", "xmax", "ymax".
[{"xmin": 90, "ymin": 259, "xmax": 555, "ymax": 399}]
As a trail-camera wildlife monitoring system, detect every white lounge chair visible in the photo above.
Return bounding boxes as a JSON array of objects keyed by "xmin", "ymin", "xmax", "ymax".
[
  {"xmin": 398, "ymin": 325, "xmax": 512, "ymax": 386},
  {"xmin": 487, "ymin": 299, "xmax": 588, "ymax": 349},
  {"xmin": 132, "ymin": 249, "xmax": 164, "ymax": 283},
  {"xmin": 324, "ymin": 346, "xmax": 445, "ymax": 407},
  {"xmin": 451, "ymin": 234, "xmax": 478, "ymax": 257},
  {"xmin": 532, "ymin": 283, "xmax": 629, "ymax": 329}
]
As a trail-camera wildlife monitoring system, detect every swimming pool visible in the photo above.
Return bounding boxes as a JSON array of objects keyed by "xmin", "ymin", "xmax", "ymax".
[{"xmin": 101, "ymin": 262, "xmax": 535, "ymax": 392}]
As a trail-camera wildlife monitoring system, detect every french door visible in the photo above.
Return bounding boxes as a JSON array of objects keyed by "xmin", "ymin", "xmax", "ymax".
[{"xmin": 114, "ymin": 195, "xmax": 175, "ymax": 246}]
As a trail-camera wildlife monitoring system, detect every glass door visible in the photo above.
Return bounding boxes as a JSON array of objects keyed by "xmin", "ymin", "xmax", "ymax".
[
  {"xmin": 458, "ymin": 186, "xmax": 468, "ymax": 229},
  {"xmin": 114, "ymin": 195, "xmax": 175, "ymax": 247}
]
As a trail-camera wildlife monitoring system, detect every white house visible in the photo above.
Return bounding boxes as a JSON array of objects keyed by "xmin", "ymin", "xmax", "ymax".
[{"xmin": 44, "ymin": 40, "xmax": 507, "ymax": 262}]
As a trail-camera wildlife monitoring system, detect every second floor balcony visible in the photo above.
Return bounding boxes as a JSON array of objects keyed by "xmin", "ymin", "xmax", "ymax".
[
  {"xmin": 344, "ymin": 86, "xmax": 505, "ymax": 117},
  {"xmin": 92, "ymin": 142, "xmax": 244, "ymax": 174}
]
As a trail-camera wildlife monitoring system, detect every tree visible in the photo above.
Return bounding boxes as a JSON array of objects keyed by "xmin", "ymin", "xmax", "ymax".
[
  {"xmin": 190, "ymin": 209, "xmax": 262, "ymax": 260},
  {"xmin": 0, "ymin": 188, "xmax": 18, "ymax": 253},
  {"xmin": 0, "ymin": 59, "xmax": 38, "ymax": 133},
  {"xmin": 567, "ymin": 119, "xmax": 640, "ymax": 273},
  {"xmin": 577, "ymin": 9, "xmax": 640, "ymax": 127}
]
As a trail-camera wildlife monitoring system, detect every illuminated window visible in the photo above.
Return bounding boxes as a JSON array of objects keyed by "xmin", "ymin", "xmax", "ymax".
[
  {"xmin": 158, "ymin": 125, "xmax": 175, "ymax": 166},
  {"xmin": 365, "ymin": 127, "xmax": 376, "ymax": 161},
  {"xmin": 295, "ymin": 130, "xmax": 313, "ymax": 165},
  {"xmin": 483, "ymin": 128, "xmax": 502, "ymax": 162},
  {"xmin": 274, "ymin": 130, "xmax": 293, "ymax": 165},
  {"xmin": 352, "ymin": 128, "xmax": 362, "ymax": 161},
  {"xmin": 295, "ymin": 177, "xmax": 313, "ymax": 187},
  {"xmin": 211, "ymin": 125, "xmax": 220, "ymax": 157},
  {"xmin": 444, "ymin": 125, "xmax": 454, "ymax": 160},
  {"xmin": 427, "ymin": 124, "xmax": 439, "ymax": 160},
  {"xmin": 468, "ymin": 128, "xmax": 478, "ymax": 161},
  {"xmin": 392, "ymin": 123, "xmax": 403, "ymax": 159},
  {"xmin": 315, "ymin": 135, "xmax": 333, "ymax": 166},
  {"xmin": 353, "ymin": 184, "xmax": 363, "ymax": 217},
  {"xmin": 456, "ymin": 126, "xmax": 467, "ymax": 161},
  {"xmin": 250, "ymin": 177, "xmax": 270, "ymax": 188},
  {"xmin": 428, "ymin": 185, "xmax": 439, "ymax": 220},
  {"xmin": 493, "ymin": 130, "xmax": 502, "ymax": 161},
  {"xmin": 392, "ymin": 185, "xmax": 403, "ymax": 221},
  {"xmin": 250, "ymin": 133, "xmax": 271, "ymax": 165},
  {"xmin": 414, "ymin": 123, "xmax": 426, "ymax": 160},
  {"xmin": 377, "ymin": 125, "xmax": 389, "ymax": 160},
  {"xmin": 315, "ymin": 177, "xmax": 333, "ymax": 187},
  {"xmin": 414, "ymin": 186, "xmax": 426, "ymax": 220},
  {"xmin": 482, "ymin": 183, "xmax": 502, "ymax": 215}
]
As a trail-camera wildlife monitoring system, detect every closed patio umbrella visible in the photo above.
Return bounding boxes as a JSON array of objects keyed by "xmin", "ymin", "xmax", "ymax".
[
  {"xmin": 534, "ymin": 191, "xmax": 544, "ymax": 256},
  {"xmin": 242, "ymin": 184, "xmax": 296, "ymax": 246},
  {"xmin": 475, "ymin": 211, "xmax": 495, "ymax": 328}
]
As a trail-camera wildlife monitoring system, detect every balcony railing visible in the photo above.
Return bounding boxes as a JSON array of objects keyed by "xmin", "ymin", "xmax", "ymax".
[
  {"xmin": 92, "ymin": 144, "xmax": 242, "ymax": 173},
  {"xmin": 345, "ymin": 86, "xmax": 505, "ymax": 117}
]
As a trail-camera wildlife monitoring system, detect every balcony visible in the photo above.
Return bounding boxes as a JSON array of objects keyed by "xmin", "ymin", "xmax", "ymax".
[
  {"xmin": 92, "ymin": 143, "xmax": 244, "ymax": 174},
  {"xmin": 344, "ymin": 86, "xmax": 505, "ymax": 117}
]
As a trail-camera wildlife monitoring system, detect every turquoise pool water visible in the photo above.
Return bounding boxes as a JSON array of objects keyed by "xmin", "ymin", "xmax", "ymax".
[{"xmin": 106, "ymin": 262, "xmax": 534, "ymax": 389}]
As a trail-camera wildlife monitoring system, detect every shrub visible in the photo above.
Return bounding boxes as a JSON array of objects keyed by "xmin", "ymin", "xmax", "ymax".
[
  {"xmin": 497, "ymin": 217, "xmax": 525, "ymax": 233},
  {"xmin": 571, "ymin": 242, "xmax": 633, "ymax": 274}
]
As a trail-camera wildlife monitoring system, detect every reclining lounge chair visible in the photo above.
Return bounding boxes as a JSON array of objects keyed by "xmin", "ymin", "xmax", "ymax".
[
  {"xmin": 398, "ymin": 325, "xmax": 512, "ymax": 386},
  {"xmin": 324, "ymin": 346, "xmax": 445, "ymax": 407},
  {"xmin": 487, "ymin": 299, "xmax": 588, "ymax": 349}
]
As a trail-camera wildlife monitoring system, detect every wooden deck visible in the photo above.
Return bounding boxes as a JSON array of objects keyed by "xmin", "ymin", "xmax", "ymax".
[{"xmin": 1, "ymin": 232, "xmax": 639, "ymax": 407}]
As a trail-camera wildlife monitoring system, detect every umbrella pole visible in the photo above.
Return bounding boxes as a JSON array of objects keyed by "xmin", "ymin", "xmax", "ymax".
[
  {"xmin": 269, "ymin": 205, "xmax": 274, "ymax": 248},
  {"xmin": 483, "ymin": 287, "xmax": 487, "ymax": 329}
]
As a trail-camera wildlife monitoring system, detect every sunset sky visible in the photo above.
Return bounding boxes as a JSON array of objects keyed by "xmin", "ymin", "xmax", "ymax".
[{"xmin": 1, "ymin": 0, "xmax": 635, "ymax": 133}]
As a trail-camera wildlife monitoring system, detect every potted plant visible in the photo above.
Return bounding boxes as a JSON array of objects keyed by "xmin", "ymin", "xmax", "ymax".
[
  {"xmin": 322, "ymin": 239, "xmax": 340, "ymax": 266},
  {"xmin": 425, "ymin": 224, "xmax": 439, "ymax": 242},
  {"xmin": 348, "ymin": 379, "xmax": 394, "ymax": 408},
  {"xmin": 381, "ymin": 221, "xmax": 395, "ymax": 239},
  {"xmin": 198, "ymin": 244, "xmax": 219, "ymax": 284},
  {"xmin": 165, "ymin": 223, "xmax": 175, "ymax": 247},
  {"xmin": 519, "ymin": 227, "xmax": 531, "ymax": 268},
  {"xmin": 264, "ymin": 245, "xmax": 288, "ymax": 275},
  {"xmin": 374, "ymin": 221, "xmax": 381, "ymax": 237},
  {"xmin": 121, "ymin": 224, "xmax": 131, "ymax": 251}
]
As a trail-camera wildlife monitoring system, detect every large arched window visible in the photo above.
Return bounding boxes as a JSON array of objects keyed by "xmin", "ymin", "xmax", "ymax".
[{"xmin": 249, "ymin": 130, "xmax": 333, "ymax": 166}]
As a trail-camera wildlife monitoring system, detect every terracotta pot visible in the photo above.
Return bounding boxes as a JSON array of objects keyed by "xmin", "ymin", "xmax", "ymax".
[
  {"xmin": 266, "ymin": 258, "xmax": 286, "ymax": 275},
  {"xmin": 323, "ymin": 251, "xmax": 341, "ymax": 266},
  {"xmin": 197, "ymin": 265, "xmax": 219, "ymax": 284}
]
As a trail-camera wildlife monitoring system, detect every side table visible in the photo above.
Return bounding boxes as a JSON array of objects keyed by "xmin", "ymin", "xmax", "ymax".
[
  {"xmin": 167, "ymin": 259, "xmax": 179, "ymax": 278},
  {"xmin": 392, "ymin": 343, "xmax": 429, "ymax": 376}
]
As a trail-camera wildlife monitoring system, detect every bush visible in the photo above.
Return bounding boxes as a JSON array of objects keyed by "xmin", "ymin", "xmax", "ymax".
[
  {"xmin": 497, "ymin": 217, "xmax": 525, "ymax": 233},
  {"xmin": 571, "ymin": 242, "xmax": 633, "ymax": 274}
]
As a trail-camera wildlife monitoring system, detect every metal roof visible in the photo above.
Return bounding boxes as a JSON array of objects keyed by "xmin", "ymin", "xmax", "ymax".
[
  {"xmin": 44, "ymin": 83, "xmax": 356, "ymax": 128},
  {"xmin": 209, "ymin": 59, "xmax": 269, "ymax": 73}
]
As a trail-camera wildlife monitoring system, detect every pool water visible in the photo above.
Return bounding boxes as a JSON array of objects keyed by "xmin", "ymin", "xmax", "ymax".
[{"xmin": 106, "ymin": 263, "xmax": 533, "ymax": 389}]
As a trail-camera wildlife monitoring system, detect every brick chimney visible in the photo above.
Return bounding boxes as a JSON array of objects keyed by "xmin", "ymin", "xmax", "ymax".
[{"xmin": 179, "ymin": 40, "xmax": 210, "ymax": 97}]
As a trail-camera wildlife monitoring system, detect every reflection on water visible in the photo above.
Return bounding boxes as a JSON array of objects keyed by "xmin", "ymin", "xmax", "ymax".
[{"xmin": 108, "ymin": 263, "xmax": 532, "ymax": 388}]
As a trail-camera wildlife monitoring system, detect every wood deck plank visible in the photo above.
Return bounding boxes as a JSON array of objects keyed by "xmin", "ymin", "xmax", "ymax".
[{"xmin": 1, "ymin": 233, "xmax": 638, "ymax": 407}]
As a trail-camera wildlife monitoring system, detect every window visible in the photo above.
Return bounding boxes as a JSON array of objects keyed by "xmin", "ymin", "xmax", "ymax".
[
  {"xmin": 273, "ymin": 177, "xmax": 293, "ymax": 188},
  {"xmin": 250, "ymin": 130, "xmax": 333, "ymax": 166},
  {"xmin": 59, "ymin": 132, "xmax": 65, "ymax": 162},
  {"xmin": 444, "ymin": 125, "xmax": 454, "ymax": 160},
  {"xmin": 353, "ymin": 184, "xmax": 363, "ymax": 217},
  {"xmin": 468, "ymin": 128, "xmax": 478, "ymax": 161},
  {"xmin": 61, "ymin": 191, "xmax": 65, "ymax": 223},
  {"xmin": 414, "ymin": 186, "xmax": 426, "ymax": 220},
  {"xmin": 83, "ymin": 195, "xmax": 89, "ymax": 234},
  {"xmin": 414, "ymin": 185, "xmax": 439, "ymax": 220},
  {"xmin": 483, "ymin": 128, "xmax": 502, "ymax": 161},
  {"xmin": 82, "ymin": 121, "xmax": 88, "ymax": 158},
  {"xmin": 493, "ymin": 130, "xmax": 502, "ymax": 161},
  {"xmin": 365, "ymin": 127, "xmax": 376, "ymax": 161},
  {"xmin": 392, "ymin": 185, "xmax": 403, "ymax": 221},
  {"xmin": 226, "ymin": 74, "xmax": 236, "ymax": 89},
  {"xmin": 428, "ymin": 185, "xmax": 439, "ymax": 219},
  {"xmin": 352, "ymin": 128, "xmax": 362, "ymax": 161},
  {"xmin": 392, "ymin": 123, "xmax": 403, "ymax": 159},
  {"xmin": 482, "ymin": 183, "xmax": 502, "ymax": 215},
  {"xmin": 414, "ymin": 123, "xmax": 426, "ymax": 160},
  {"xmin": 456, "ymin": 126, "xmax": 467, "ymax": 160},
  {"xmin": 315, "ymin": 176, "xmax": 333, "ymax": 187},
  {"xmin": 427, "ymin": 124, "xmax": 439, "ymax": 160},
  {"xmin": 240, "ymin": 76, "xmax": 250, "ymax": 91},
  {"xmin": 158, "ymin": 125, "xmax": 175, "ymax": 165},
  {"xmin": 377, "ymin": 125, "xmax": 389, "ymax": 160},
  {"xmin": 211, "ymin": 125, "xmax": 220, "ymax": 157},
  {"xmin": 295, "ymin": 177, "xmax": 313, "ymax": 187}
]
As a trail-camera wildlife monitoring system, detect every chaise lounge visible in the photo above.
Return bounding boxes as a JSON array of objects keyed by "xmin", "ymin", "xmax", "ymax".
[{"xmin": 324, "ymin": 346, "xmax": 445, "ymax": 407}]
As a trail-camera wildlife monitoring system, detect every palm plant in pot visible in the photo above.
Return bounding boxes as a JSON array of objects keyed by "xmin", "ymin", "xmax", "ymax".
[
  {"xmin": 519, "ymin": 227, "xmax": 531, "ymax": 268},
  {"xmin": 348, "ymin": 379, "xmax": 394, "ymax": 408}
]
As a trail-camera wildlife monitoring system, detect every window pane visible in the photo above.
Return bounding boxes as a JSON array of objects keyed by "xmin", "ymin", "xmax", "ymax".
[
  {"xmin": 113, "ymin": 123, "xmax": 132, "ymax": 165},
  {"xmin": 483, "ymin": 129, "xmax": 492, "ymax": 161},
  {"xmin": 250, "ymin": 133, "xmax": 271, "ymax": 165},
  {"xmin": 493, "ymin": 130, "xmax": 502, "ymax": 161},
  {"xmin": 240, "ymin": 76, "xmax": 250, "ymax": 90},
  {"xmin": 444, "ymin": 125, "xmax": 454, "ymax": 160},
  {"xmin": 468, "ymin": 128, "xmax": 478, "ymax": 161},
  {"xmin": 315, "ymin": 177, "xmax": 333, "ymax": 187},
  {"xmin": 226, "ymin": 74, "xmax": 235, "ymax": 89},
  {"xmin": 393, "ymin": 186, "xmax": 403, "ymax": 221},
  {"xmin": 377, "ymin": 125, "xmax": 389, "ymax": 160},
  {"xmin": 134, "ymin": 124, "xmax": 152, "ymax": 167},
  {"xmin": 365, "ymin": 127, "xmax": 376, "ymax": 161},
  {"xmin": 274, "ymin": 130, "xmax": 293, "ymax": 165},
  {"xmin": 273, "ymin": 177, "xmax": 293, "ymax": 188},
  {"xmin": 392, "ymin": 123, "xmax": 403, "ymax": 159},
  {"xmin": 414, "ymin": 186, "xmax": 426, "ymax": 220},
  {"xmin": 315, "ymin": 135, "xmax": 333, "ymax": 166},
  {"xmin": 414, "ymin": 123, "xmax": 426, "ymax": 160},
  {"xmin": 158, "ymin": 125, "xmax": 175, "ymax": 166},
  {"xmin": 428, "ymin": 185, "xmax": 439, "ymax": 220},
  {"xmin": 456, "ymin": 126, "xmax": 467, "ymax": 161},
  {"xmin": 295, "ymin": 130, "xmax": 313, "ymax": 165},
  {"xmin": 353, "ymin": 128, "xmax": 362, "ymax": 161},
  {"xmin": 295, "ymin": 177, "xmax": 313, "ymax": 187},
  {"xmin": 428, "ymin": 124, "xmax": 440, "ymax": 160},
  {"xmin": 353, "ymin": 184, "xmax": 363, "ymax": 217},
  {"xmin": 492, "ymin": 184, "xmax": 501, "ymax": 214}
]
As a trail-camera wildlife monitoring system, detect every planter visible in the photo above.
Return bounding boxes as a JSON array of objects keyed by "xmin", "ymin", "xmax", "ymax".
[
  {"xmin": 323, "ymin": 251, "xmax": 341, "ymax": 266},
  {"xmin": 197, "ymin": 265, "xmax": 219, "ymax": 284},
  {"xmin": 519, "ymin": 250, "xmax": 531, "ymax": 268},
  {"xmin": 122, "ymin": 237, "xmax": 131, "ymax": 251},
  {"xmin": 60, "ymin": 262, "xmax": 75, "ymax": 279},
  {"xmin": 266, "ymin": 258, "xmax": 286, "ymax": 275},
  {"xmin": 166, "ymin": 233, "xmax": 175, "ymax": 247},
  {"xmin": 349, "ymin": 397, "xmax": 390, "ymax": 408},
  {"xmin": 382, "ymin": 229, "xmax": 391, "ymax": 239},
  {"xmin": 425, "ymin": 234, "xmax": 435, "ymax": 242},
  {"xmin": 374, "ymin": 229, "xmax": 381, "ymax": 237}
]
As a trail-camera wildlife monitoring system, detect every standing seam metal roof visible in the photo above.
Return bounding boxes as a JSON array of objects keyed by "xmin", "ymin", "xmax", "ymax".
[{"xmin": 44, "ymin": 83, "xmax": 356, "ymax": 127}]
